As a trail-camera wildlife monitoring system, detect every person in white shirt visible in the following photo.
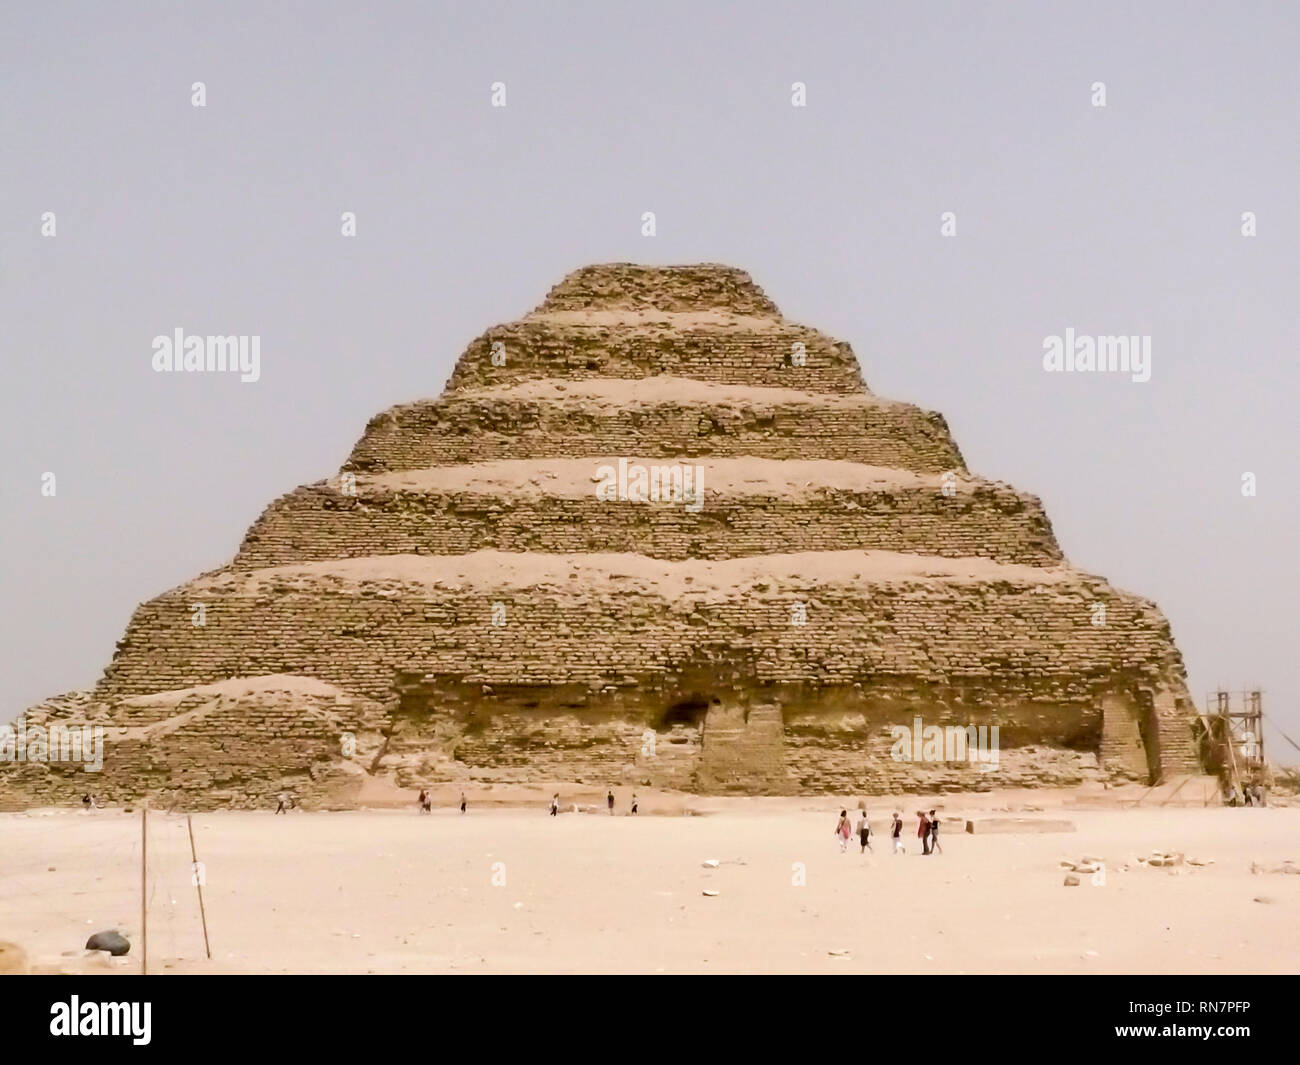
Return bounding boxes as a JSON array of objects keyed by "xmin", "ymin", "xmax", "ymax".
[{"xmin": 856, "ymin": 810, "xmax": 873, "ymax": 853}]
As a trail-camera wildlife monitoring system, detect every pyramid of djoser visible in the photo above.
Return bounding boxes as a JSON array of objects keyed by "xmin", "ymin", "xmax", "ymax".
[{"xmin": 2, "ymin": 265, "xmax": 1203, "ymax": 808}]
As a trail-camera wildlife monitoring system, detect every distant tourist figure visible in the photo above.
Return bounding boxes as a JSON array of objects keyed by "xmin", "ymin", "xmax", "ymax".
[
  {"xmin": 550, "ymin": 793, "xmax": 560, "ymax": 817},
  {"xmin": 1225, "ymin": 784, "xmax": 1238, "ymax": 807},
  {"xmin": 275, "ymin": 792, "xmax": 292, "ymax": 815},
  {"xmin": 418, "ymin": 788, "xmax": 431, "ymax": 814},
  {"xmin": 856, "ymin": 810, "xmax": 872, "ymax": 853},
  {"xmin": 81, "ymin": 793, "xmax": 95, "ymax": 810},
  {"xmin": 835, "ymin": 810, "xmax": 853, "ymax": 852},
  {"xmin": 1243, "ymin": 784, "xmax": 1254, "ymax": 807},
  {"xmin": 1252, "ymin": 783, "xmax": 1265, "ymax": 807},
  {"xmin": 631, "ymin": 793, "xmax": 639, "ymax": 815},
  {"xmin": 890, "ymin": 812, "xmax": 904, "ymax": 854},
  {"xmin": 928, "ymin": 810, "xmax": 942, "ymax": 854},
  {"xmin": 917, "ymin": 810, "xmax": 932, "ymax": 855},
  {"xmin": 459, "ymin": 792, "xmax": 467, "ymax": 814},
  {"xmin": 607, "ymin": 789, "xmax": 615, "ymax": 815}
]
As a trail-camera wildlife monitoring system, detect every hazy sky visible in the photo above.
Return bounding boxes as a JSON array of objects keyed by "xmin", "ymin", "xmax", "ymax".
[{"xmin": 2, "ymin": 2, "xmax": 1297, "ymax": 754}]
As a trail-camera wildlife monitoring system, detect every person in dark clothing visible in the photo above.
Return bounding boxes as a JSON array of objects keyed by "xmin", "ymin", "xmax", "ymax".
[
  {"xmin": 550, "ymin": 792, "xmax": 560, "ymax": 816},
  {"xmin": 856, "ymin": 810, "xmax": 872, "ymax": 853},
  {"xmin": 459, "ymin": 792, "xmax": 467, "ymax": 814},
  {"xmin": 890, "ymin": 812, "xmax": 905, "ymax": 854},
  {"xmin": 928, "ymin": 809, "xmax": 942, "ymax": 854},
  {"xmin": 417, "ymin": 788, "xmax": 431, "ymax": 813},
  {"xmin": 630, "ymin": 793, "xmax": 639, "ymax": 815},
  {"xmin": 607, "ymin": 789, "xmax": 615, "ymax": 815},
  {"xmin": 918, "ymin": 811, "xmax": 932, "ymax": 855}
]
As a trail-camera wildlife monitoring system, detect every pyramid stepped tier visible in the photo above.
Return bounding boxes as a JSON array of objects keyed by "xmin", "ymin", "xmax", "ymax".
[
  {"xmin": 538, "ymin": 263, "xmax": 781, "ymax": 315},
  {"xmin": 455, "ymin": 263, "xmax": 855, "ymax": 393},
  {"xmin": 3, "ymin": 262, "xmax": 1201, "ymax": 806},
  {"xmin": 92, "ymin": 550, "xmax": 1198, "ymax": 793},
  {"xmin": 444, "ymin": 315, "xmax": 866, "ymax": 393},
  {"xmin": 234, "ymin": 460, "xmax": 1062, "ymax": 567},
  {"xmin": 97, "ymin": 550, "xmax": 1181, "ymax": 702},
  {"xmin": 344, "ymin": 379, "xmax": 965, "ymax": 472}
]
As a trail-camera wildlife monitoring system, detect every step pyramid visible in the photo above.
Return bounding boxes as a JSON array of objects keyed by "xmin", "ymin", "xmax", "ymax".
[{"xmin": 1, "ymin": 264, "xmax": 1201, "ymax": 807}]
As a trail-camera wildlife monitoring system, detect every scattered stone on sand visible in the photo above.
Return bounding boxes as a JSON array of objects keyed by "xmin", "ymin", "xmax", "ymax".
[
  {"xmin": 702, "ymin": 889, "xmax": 719, "ymax": 897},
  {"xmin": 1137, "ymin": 850, "xmax": 1185, "ymax": 867},
  {"xmin": 1249, "ymin": 860, "xmax": 1298, "ymax": 875},
  {"xmin": 701, "ymin": 859, "xmax": 720, "ymax": 868},
  {"xmin": 1063, "ymin": 875, "xmax": 1081, "ymax": 886},
  {"xmin": 85, "ymin": 930, "xmax": 130, "ymax": 956}
]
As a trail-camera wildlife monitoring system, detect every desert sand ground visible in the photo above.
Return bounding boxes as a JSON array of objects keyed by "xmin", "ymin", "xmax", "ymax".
[{"xmin": 3, "ymin": 786, "xmax": 1297, "ymax": 975}]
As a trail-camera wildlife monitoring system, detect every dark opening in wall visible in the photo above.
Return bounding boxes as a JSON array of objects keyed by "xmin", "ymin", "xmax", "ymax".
[{"xmin": 658, "ymin": 695, "xmax": 716, "ymax": 730}]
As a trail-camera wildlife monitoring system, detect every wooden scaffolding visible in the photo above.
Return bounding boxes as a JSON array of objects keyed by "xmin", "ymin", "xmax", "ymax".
[{"xmin": 1202, "ymin": 689, "xmax": 1265, "ymax": 798}]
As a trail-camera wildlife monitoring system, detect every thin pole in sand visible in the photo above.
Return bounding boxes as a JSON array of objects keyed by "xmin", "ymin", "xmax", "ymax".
[
  {"xmin": 140, "ymin": 804, "xmax": 148, "ymax": 976},
  {"xmin": 187, "ymin": 814, "xmax": 212, "ymax": 960}
]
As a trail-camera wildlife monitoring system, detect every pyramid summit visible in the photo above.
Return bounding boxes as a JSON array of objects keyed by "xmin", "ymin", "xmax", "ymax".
[{"xmin": 1, "ymin": 263, "xmax": 1201, "ymax": 808}]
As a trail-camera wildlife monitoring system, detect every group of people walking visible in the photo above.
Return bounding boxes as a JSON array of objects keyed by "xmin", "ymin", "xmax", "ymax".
[
  {"xmin": 410, "ymin": 787, "xmax": 641, "ymax": 816},
  {"xmin": 549, "ymin": 788, "xmax": 638, "ymax": 816},
  {"xmin": 836, "ymin": 808, "xmax": 942, "ymax": 855},
  {"xmin": 415, "ymin": 789, "xmax": 467, "ymax": 814}
]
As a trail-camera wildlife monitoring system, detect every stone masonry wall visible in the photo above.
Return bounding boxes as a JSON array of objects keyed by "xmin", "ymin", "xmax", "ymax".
[
  {"xmin": 0, "ymin": 685, "xmax": 387, "ymax": 811},
  {"xmin": 538, "ymin": 263, "xmax": 780, "ymax": 315},
  {"xmin": 97, "ymin": 574, "xmax": 1187, "ymax": 710},
  {"xmin": 1100, "ymin": 692, "xmax": 1154, "ymax": 781},
  {"xmin": 233, "ymin": 481, "xmax": 1063, "ymax": 568},
  {"xmin": 445, "ymin": 320, "xmax": 865, "ymax": 393},
  {"xmin": 345, "ymin": 394, "xmax": 965, "ymax": 473}
]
